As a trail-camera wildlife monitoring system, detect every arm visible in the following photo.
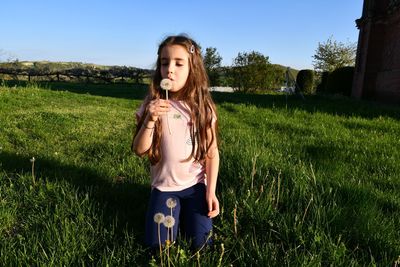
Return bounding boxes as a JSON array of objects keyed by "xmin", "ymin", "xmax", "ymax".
[
  {"xmin": 132, "ymin": 113, "xmax": 156, "ymax": 156},
  {"xmin": 205, "ymin": 123, "xmax": 220, "ymax": 218},
  {"xmin": 132, "ymin": 99, "xmax": 170, "ymax": 156}
]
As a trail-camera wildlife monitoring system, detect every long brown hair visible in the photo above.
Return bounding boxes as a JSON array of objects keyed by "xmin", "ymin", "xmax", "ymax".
[{"xmin": 134, "ymin": 35, "xmax": 218, "ymax": 165}]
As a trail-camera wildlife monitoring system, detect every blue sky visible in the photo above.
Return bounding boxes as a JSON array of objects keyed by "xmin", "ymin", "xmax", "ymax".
[{"xmin": 1, "ymin": 0, "xmax": 363, "ymax": 70}]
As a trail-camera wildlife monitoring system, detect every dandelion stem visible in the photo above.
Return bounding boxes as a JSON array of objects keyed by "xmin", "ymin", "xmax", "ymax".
[
  {"xmin": 32, "ymin": 161, "xmax": 35, "ymax": 184},
  {"xmin": 30, "ymin": 157, "xmax": 36, "ymax": 185},
  {"xmin": 166, "ymin": 90, "xmax": 171, "ymax": 135},
  {"xmin": 217, "ymin": 243, "xmax": 225, "ymax": 267},
  {"xmin": 170, "ymin": 208, "xmax": 173, "ymax": 242},
  {"xmin": 233, "ymin": 205, "xmax": 237, "ymax": 236},
  {"xmin": 158, "ymin": 223, "xmax": 164, "ymax": 267},
  {"xmin": 166, "ymin": 234, "xmax": 170, "ymax": 267},
  {"xmin": 276, "ymin": 170, "xmax": 281, "ymax": 208}
]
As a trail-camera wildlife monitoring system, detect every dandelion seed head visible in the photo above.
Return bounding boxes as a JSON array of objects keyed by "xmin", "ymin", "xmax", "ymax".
[
  {"xmin": 153, "ymin": 213, "xmax": 165, "ymax": 224},
  {"xmin": 163, "ymin": 215, "xmax": 175, "ymax": 228},
  {"xmin": 160, "ymin": 78, "xmax": 172, "ymax": 91},
  {"xmin": 166, "ymin": 198, "xmax": 177, "ymax": 209},
  {"xmin": 30, "ymin": 157, "xmax": 35, "ymax": 162}
]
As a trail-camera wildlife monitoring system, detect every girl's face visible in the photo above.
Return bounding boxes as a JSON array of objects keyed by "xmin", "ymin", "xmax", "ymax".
[{"xmin": 160, "ymin": 44, "xmax": 190, "ymax": 93}]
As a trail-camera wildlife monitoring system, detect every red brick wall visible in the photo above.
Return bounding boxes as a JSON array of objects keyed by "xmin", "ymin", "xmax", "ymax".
[{"xmin": 352, "ymin": 0, "xmax": 400, "ymax": 104}]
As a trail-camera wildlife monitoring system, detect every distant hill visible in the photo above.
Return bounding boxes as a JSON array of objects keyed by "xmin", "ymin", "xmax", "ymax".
[
  {"xmin": 272, "ymin": 64, "xmax": 299, "ymax": 78},
  {"xmin": 0, "ymin": 60, "xmax": 151, "ymax": 72}
]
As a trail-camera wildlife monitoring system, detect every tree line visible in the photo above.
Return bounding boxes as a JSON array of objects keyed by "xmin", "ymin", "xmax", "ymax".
[
  {"xmin": 203, "ymin": 36, "xmax": 356, "ymax": 95},
  {"xmin": 0, "ymin": 61, "xmax": 152, "ymax": 83}
]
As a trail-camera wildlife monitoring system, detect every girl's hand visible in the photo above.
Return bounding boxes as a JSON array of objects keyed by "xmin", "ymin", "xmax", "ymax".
[
  {"xmin": 206, "ymin": 192, "xmax": 220, "ymax": 218},
  {"xmin": 147, "ymin": 99, "xmax": 170, "ymax": 122}
]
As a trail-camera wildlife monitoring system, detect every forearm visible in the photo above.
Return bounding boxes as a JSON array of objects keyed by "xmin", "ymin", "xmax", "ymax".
[
  {"xmin": 132, "ymin": 116, "xmax": 155, "ymax": 156},
  {"xmin": 206, "ymin": 147, "xmax": 219, "ymax": 195}
]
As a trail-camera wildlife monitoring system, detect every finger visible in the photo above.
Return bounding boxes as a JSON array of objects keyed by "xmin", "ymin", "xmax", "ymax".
[
  {"xmin": 158, "ymin": 101, "xmax": 170, "ymax": 109},
  {"xmin": 208, "ymin": 199, "xmax": 213, "ymax": 213},
  {"xmin": 208, "ymin": 210, "xmax": 219, "ymax": 218},
  {"xmin": 158, "ymin": 106, "xmax": 168, "ymax": 112},
  {"xmin": 207, "ymin": 200, "xmax": 218, "ymax": 217}
]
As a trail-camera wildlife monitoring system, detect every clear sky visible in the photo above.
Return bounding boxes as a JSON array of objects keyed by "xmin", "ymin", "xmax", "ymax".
[{"xmin": 1, "ymin": 0, "xmax": 363, "ymax": 70}]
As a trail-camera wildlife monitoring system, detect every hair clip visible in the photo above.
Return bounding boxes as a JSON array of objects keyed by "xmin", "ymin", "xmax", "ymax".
[{"xmin": 189, "ymin": 45, "xmax": 195, "ymax": 54}]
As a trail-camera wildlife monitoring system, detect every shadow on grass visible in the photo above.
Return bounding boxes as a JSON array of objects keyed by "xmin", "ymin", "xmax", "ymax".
[
  {"xmin": 0, "ymin": 151, "xmax": 150, "ymax": 247},
  {"xmin": 212, "ymin": 91, "xmax": 400, "ymax": 120},
  {"xmin": 3, "ymin": 80, "xmax": 149, "ymax": 101},
  {"xmin": 3, "ymin": 80, "xmax": 399, "ymax": 120}
]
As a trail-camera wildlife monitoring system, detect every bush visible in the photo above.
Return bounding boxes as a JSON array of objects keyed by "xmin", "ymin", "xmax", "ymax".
[
  {"xmin": 325, "ymin": 66, "xmax": 354, "ymax": 96},
  {"xmin": 316, "ymin": 71, "xmax": 330, "ymax": 93},
  {"xmin": 296, "ymin": 69, "xmax": 315, "ymax": 94},
  {"xmin": 230, "ymin": 51, "xmax": 272, "ymax": 92}
]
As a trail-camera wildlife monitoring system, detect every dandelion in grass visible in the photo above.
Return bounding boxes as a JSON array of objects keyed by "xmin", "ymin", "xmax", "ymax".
[
  {"xmin": 163, "ymin": 215, "xmax": 175, "ymax": 235},
  {"xmin": 166, "ymin": 198, "xmax": 177, "ymax": 209},
  {"xmin": 154, "ymin": 212, "xmax": 165, "ymax": 266},
  {"xmin": 163, "ymin": 215, "xmax": 175, "ymax": 244},
  {"xmin": 163, "ymin": 215, "xmax": 175, "ymax": 267},
  {"xmin": 154, "ymin": 213, "xmax": 165, "ymax": 224},
  {"xmin": 166, "ymin": 198, "xmax": 177, "ymax": 217},
  {"xmin": 165, "ymin": 198, "xmax": 177, "ymax": 243}
]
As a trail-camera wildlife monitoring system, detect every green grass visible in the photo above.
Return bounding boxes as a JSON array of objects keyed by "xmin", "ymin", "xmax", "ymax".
[{"xmin": 1, "ymin": 82, "xmax": 399, "ymax": 266}]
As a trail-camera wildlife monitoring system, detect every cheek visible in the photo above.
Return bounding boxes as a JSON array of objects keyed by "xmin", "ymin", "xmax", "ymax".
[
  {"xmin": 184, "ymin": 70, "xmax": 190, "ymax": 81},
  {"xmin": 182, "ymin": 66, "xmax": 190, "ymax": 79}
]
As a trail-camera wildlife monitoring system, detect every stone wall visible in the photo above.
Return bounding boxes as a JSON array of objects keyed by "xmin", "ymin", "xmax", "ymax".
[{"xmin": 352, "ymin": 0, "xmax": 400, "ymax": 104}]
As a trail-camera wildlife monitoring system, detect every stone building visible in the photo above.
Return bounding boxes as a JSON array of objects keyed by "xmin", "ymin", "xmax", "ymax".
[{"xmin": 352, "ymin": 0, "xmax": 400, "ymax": 104}]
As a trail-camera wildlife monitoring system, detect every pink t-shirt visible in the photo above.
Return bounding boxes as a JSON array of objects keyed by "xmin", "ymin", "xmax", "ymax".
[{"xmin": 137, "ymin": 100, "xmax": 215, "ymax": 192}]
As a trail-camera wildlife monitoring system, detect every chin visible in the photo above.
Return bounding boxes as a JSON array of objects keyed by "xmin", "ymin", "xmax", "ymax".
[{"xmin": 169, "ymin": 88, "xmax": 182, "ymax": 93}]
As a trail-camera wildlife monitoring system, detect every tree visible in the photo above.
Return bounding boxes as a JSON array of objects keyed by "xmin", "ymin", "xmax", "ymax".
[
  {"xmin": 325, "ymin": 66, "xmax": 354, "ymax": 96},
  {"xmin": 203, "ymin": 47, "xmax": 222, "ymax": 86},
  {"xmin": 296, "ymin": 69, "xmax": 315, "ymax": 94},
  {"xmin": 231, "ymin": 51, "xmax": 275, "ymax": 92},
  {"xmin": 312, "ymin": 36, "xmax": 357, "ymax": 72}
]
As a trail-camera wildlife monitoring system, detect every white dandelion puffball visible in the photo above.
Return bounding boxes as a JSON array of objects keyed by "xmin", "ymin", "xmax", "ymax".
[
  {"xmin": 160, "ymin": 78, "xmax": 172, "ymax": 90},
  {"xmin": 163, "ymin": 215, "xmax": 175, "ymax": 228},
  {"xmin": 166, "ymin": 198, "xmax": 177, "ymax": 209},
  {"xmin": 153, "ymin": 213, "xmax": 165, "ymax": 224}
]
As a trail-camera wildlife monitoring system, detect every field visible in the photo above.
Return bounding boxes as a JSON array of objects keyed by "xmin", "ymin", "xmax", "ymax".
[{"xmin": 1, "ymin": 82, "xmax": 399, "ymax": 266}]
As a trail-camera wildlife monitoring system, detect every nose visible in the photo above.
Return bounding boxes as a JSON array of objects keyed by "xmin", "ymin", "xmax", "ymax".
[{"xmin": 167, "ymin": 63, "xmax": 174, "ymax": 74}]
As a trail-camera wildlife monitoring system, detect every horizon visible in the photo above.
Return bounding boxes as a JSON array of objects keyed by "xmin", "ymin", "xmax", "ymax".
[{"xmin": 2, "ymin": 0, "xmax": 363, "ymax": 70}]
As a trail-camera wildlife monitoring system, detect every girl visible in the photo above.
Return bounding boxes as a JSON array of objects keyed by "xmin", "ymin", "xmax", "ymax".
[{"xmin": 132, "ymin": 35, "xmax": 220, "ymax": 250}]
